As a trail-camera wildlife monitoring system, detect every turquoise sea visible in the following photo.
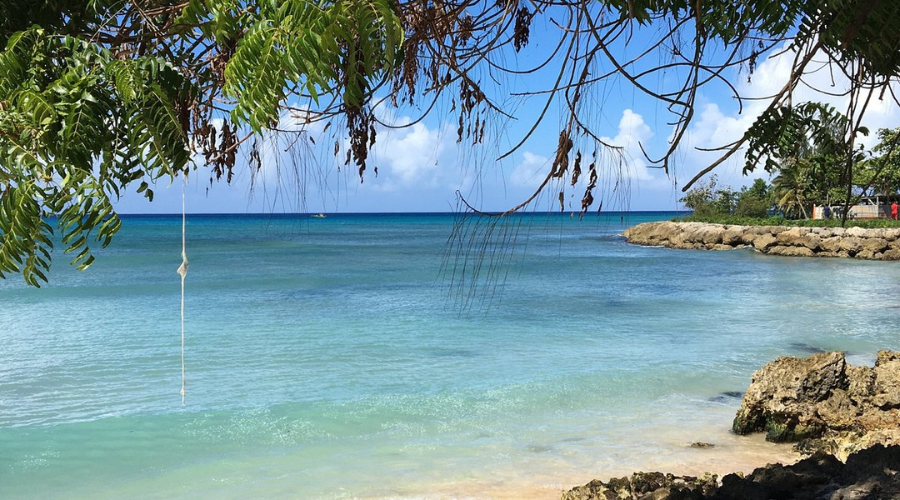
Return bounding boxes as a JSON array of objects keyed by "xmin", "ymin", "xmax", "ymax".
[{"xmin": 2, "ymin": 212, "xmax": 899, "ymax": 499}]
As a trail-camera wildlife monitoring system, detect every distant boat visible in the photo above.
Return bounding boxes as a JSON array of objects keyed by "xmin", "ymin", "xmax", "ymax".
[{"xmin": 311, "ymin": 213, "xmax": 326, "ymax": 219}]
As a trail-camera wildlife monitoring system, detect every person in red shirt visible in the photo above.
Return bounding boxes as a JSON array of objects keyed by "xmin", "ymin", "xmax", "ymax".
[{"xmin": 892, "ymin": 202, "xmax": 898, "ymax": 220}]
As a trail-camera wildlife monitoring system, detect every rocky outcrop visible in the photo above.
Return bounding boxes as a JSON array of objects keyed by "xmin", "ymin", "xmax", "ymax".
[
  {"xmin": 561, "ymin": 352, "xmax": 900, "ymax": 500},
  {"xmin": 561, "ymin": 445, "xmax": 900, "ymax": 500},
  {"xmin": 732, "ymin": 351, "xmax": 900, "ymax": 459},
  {"xmin": 623, "ymin": 222, "xmax": 900, "ymax": 260},
  {"xmin": 561, "ymin": 471, "xmax": 717, "ymax": 500}
]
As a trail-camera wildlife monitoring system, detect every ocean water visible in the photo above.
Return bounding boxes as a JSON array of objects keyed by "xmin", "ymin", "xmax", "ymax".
[{"xmin": 1, "ymin": 212, "xmax": 899, "ymax": 500}]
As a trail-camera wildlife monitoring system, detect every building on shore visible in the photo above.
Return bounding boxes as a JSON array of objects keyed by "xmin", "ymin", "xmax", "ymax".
[{"xmin": 814, "ymin": 195, "xmax": 900, "ymax": 220}]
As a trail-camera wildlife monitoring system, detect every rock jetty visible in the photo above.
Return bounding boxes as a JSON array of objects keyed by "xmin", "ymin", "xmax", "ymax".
[{"xmin": 623, "ymin": 221, "xmax": 900, "ymax": 260}]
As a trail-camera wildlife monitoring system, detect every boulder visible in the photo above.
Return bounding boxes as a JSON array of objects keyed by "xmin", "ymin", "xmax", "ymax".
[
  {"xmin": 773, "ymin": 228, "xmax": 821, "ymax": 249},
  {"xmin": 561, "ymin": 446, "xmax": 900, "ymax": 500},
  {"xmin": 855, "ymin": 249, "xmax": 876, "ymax": 260},
  {"xmin": 751, "ymin": 233, "xmax": 777, "ymax": 251},
  {"xmin": 720, "ymin": 227, "xmax": 744, "ymax": 246},
  {"xmin": 623, "ymin": 222, "xmax": 672, "ymax": 246},
  {"xmin": 818, "ymin": 236, "xmax": 843, "ymax": 253},
  {"xmin": 681, "ymin": 224, "xmax": 721, "ymax": 246},
  {"xmin": 882, "ymin": 248, "xmax": 900, "ymax": 260},
  {"xmin": 802, "ymin": 233, "xmax": 823, "ymax": 251},
  {"xmin": 561, "ymin": 472, "xmax": 717, "ymax": 500},
  {"xmin": 766, "ymin": 245, "xmax": 815, "ymax": 257},
  {"xmin": 732, "ymin": 351, "xmax": 900, "ymax": 459},
  {"xmin": 714, "ymin": 446, "xmax": 900, "ymax": 500},
  {"xmin": 565, "ymin": 351, "xmax": 900, "ymax": 500},
  {"xmin": 837, "ymin": 236, "xmax": 865, "ymax": 255},
  {"xmin": 733, "ymin": 351, "xmax": 845, "ymax": 442},
  {"xmin": 667, "ymin": 230, "xmax": 688, "ymax": 248},
  {"xmin": 740, "ymin": 226, "xmax": 771, "ymax": 245},
  {"xmin": 872, "ymin": 351, "xmax": 900, "ymax": 409}
]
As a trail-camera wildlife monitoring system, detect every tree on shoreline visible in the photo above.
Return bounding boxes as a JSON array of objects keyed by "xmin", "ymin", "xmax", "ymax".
[
  {"xmin": 855, "ymin": 127, "xmax": 900, "ymax": 199},
  {"xmin": 679, "ymin": 176, "xmax": 772, "ymax": 218},
  {"xmin": 2, "ymin": 0, "xmax": 899, "ymax": 285},
  {"xmin": 754, "ymin": 102, "xmax": 865, "ymax": 219}
]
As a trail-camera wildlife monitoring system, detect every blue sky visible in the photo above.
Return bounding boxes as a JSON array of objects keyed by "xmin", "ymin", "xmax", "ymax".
[{"xmin": 113, "ymin": 17, "xmax": 900, "ymax": 215}]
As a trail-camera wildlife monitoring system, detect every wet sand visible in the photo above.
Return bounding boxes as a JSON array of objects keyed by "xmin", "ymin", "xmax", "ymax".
[{"xmin": 357, "ymin": 431, "xmax": 799, "ymax": 500}]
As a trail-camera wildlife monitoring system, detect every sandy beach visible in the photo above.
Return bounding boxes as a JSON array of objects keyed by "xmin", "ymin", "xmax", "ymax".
[{"xmin": 353, "ymin": 427, "xmax": 799, "ymax": 499}]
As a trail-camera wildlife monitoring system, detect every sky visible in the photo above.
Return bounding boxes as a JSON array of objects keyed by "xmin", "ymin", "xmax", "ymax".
[{"xmin": 113, "ymin": 15, "xmax": 900, "ymax": 215}]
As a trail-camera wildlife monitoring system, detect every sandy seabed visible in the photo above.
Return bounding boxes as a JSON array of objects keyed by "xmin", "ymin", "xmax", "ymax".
[{"xmin": 355, "ymin": 428, "xmax": 799, "ymax": 500}]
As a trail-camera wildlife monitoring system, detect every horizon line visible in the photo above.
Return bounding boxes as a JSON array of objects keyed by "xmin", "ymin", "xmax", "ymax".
[{"xmin": 115, "ymin": 209, "xmax": 690, "ymax": 216}]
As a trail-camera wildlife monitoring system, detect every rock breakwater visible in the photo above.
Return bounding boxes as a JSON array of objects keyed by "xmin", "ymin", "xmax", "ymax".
[{"xmin": 623, "ymin": 221, "xmax": 900, "ymax": 260}]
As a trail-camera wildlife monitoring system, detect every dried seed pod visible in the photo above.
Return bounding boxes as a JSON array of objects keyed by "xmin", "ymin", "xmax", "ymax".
[
  {"xmin": 514, "ymin": 6, "xmax": 531, "ymax": 52},
  {"xmin": 571, "ymin": 151, "xmax": 582, "ymax": 185},
  {"xmin": 551, "ymin": 130, "xmax": 573, "ymax": 178}
]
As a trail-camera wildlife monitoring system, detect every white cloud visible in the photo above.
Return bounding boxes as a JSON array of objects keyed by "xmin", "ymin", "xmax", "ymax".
[
  {"xmin": 599, "ymin": 109, "xmax": 657, "ymax": 183},
  {"xmin": 510, "ymin": 151, "xmax": 549, "ymax": 187},
  {"xmin": 674, "ymin": 42, "xmax": 900, "ymax": 191},
  {"xmin": 746, "ymin": 45, "xmax": 900, "ymax": 147},
  {"xmin": 612, "ymin": 109, "xmax": 653, "ymax": 149},
  {"xmin": 497, "ymin": 110, "xmax": 664, "ymax": 210},
  {"xmin": 371, "ymin": 121, "xmax": 448, "ymax": 187}
]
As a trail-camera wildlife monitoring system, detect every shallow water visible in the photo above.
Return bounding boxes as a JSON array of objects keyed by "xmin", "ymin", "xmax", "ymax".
[{"xmin": 1, "ymin": 212, "xmax": 898, "ymax": 499}]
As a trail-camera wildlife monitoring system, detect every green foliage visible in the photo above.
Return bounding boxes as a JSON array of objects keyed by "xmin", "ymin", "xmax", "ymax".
[
  {"xmin": 683, "ymin": 0, "xmax": 899, "ymax": 203},
  {"xmin": 735, "ymin": 178, "xmax": 772, "ymax": 218},
  {"xmin": 0, "ymin": 27, "xmax": 192, "ymax": 285},
  {"xmin": 743, "ymin": 102, "xmax": 871, "ymax": 219},
  {"xmin": 197, "ymin": 0, "xmax": 404, "ymax": 130},
  {"xmin": 0, "ymin": 0, "xmax": 404, "ymax": 286},
  {"xmin": 854, "ymin": 127, "xmax": 900, "ymax": 196},
  {"xmin": 679, "ymin": 175, "xmax": 725, "ymax": 217},
  {"xmin": 680, "ymin": 175, "xmax": 772, "ymax": 218},
  {"xmin": 744, "ymin": 102, "xmax": 862, "ymax": 176},
  {"xmin": 771, "ymin": 160, "xmax": 811, "ymax": 219},
  {"xmin": 599, "ymin": 0, "xmax": 803, "ymax": 42},
  {"xmin": 0, "ymin": 0, "xmax": 118, "ymax": 47},
  {"xmin": 679, "ymin": 213, "xmax": 900, "ymax": 229},
  {"xmin": 796, "ymin": 0, "xmax": 900, "ymax": 80}
]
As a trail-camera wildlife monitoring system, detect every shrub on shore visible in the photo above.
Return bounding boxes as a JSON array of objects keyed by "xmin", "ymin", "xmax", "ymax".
[{"xmin": 676, "ymin": 214, "xmax": 900, "ymax": 229}]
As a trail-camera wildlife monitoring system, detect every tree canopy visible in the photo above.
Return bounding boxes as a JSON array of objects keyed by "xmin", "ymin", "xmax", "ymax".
[
  {"xmin": 856, "ymin": 127, "xmax": 900, "ymax": 198},
  {"xmin": 1, "ymin": 0, "xmax": 899, "ymax": 285}
]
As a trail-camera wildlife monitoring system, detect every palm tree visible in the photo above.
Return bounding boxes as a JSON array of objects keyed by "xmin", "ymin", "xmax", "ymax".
[
  {"xmin": 768, "ymin": 103, "xmax": 860, "ymax": 219},
  {"xmin": 772, "ymin": 159, "xmax": 812, "ymax": 219}
]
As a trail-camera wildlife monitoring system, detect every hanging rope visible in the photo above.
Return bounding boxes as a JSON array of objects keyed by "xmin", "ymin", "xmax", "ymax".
[{"xmin": 177, "ymin": 176, "xmax": 189, "ymax": 405}]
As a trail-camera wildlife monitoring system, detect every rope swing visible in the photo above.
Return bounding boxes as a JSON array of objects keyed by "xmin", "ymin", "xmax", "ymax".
[{"xmin": 177, "ymin": 176, "xmax": 189, "ymax": 405}]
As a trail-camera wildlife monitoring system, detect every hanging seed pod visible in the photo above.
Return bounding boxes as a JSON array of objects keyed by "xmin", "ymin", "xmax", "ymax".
[
  {"xmin": 551, "ymin": 130, "xmax": 573, "ymax": 178},
  {"xmin": 514, "ymin": 6, "xmax": 532, "ymax": 52},
  {"xmin": 571, "ymin": 151, "xmax": 582, "ymax": 185},
  {"xmin": 581, "ymin": 190, "xmax": 594, "ymax": 212}
]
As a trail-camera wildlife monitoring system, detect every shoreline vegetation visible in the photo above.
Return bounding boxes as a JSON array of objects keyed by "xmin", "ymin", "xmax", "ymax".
[
  {"xmin": 678, "ymin": 214, "xmax": 900, "ymax": 229},
  {"xmin": 561, "ymin": 351, "xmax": 900, "ymax": 499}
]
